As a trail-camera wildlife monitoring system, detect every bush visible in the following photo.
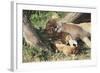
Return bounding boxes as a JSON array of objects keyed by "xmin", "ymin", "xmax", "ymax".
[{"xmin": 22, "ymin": 10, "xmax": 91, "ymax": 62}]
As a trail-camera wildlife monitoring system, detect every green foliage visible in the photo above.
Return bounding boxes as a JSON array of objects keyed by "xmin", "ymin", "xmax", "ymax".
[
  {"xmin": 30, "ymin": 11, "xmax": 66, "ymax": 29},
  {"xmin": 22, "ymin": 10, "xmax": 91, "ymax": 62},
  {"xmin": 23, "ymin": 45, "xmax": 90, "ymax": 62}
]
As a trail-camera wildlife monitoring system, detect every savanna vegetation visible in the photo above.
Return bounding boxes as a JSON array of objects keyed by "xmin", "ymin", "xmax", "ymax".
[{"xmin": 22, "ymin": 10, "xmax": 91, "ymax": 62}]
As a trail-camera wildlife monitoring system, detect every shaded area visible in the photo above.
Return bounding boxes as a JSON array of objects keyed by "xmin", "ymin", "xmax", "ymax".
[
  {"xmin": 22, "ymin": 10, "xmax": 91, "ymax": 62},
  {"xmin": 73, "ymin": 13, "xmax": 91, "ymax": 24}
]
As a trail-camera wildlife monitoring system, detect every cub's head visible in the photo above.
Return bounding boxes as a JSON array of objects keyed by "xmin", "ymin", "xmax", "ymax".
[
  {"xmin": 54, "ymin": 35, "xmax": 79, "ymax": 56},
  {"xmin": 44, "ymin": 19, "xmax": 57, "ymax": 35}
]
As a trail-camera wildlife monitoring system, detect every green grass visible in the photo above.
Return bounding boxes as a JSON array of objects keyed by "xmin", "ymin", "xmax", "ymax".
[
  {"xmin": 23, "ymin": 45, "xmax": 90, "ymax": 62},
  {"xmin": 22, "ymin": 10, "xmax": 91, "ymax": 63},
  {"xmin": 30, "ymin": 11, "xmax": 66, "ymax": 29}
]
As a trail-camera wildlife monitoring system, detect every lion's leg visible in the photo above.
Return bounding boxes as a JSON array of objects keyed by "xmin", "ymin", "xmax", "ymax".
[{"xmin": 81, "ymin": 37, "xmax": 91, "ymax": 48}]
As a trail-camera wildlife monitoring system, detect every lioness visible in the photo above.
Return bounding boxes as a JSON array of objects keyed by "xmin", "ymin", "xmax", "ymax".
[{"xmin": 45, "ymin": 19, "xmax": 91, "ymax": 48}]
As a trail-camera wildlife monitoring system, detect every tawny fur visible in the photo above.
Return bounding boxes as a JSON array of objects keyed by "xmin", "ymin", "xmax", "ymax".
[
  {"xmin": 45, "ymin": 20, "xmax": 91, "ymax": 48},
  {"xmin": 55, "ymin": 42, "xmax": 79, "ymax": 56},
  {"xmin": 54, "ymin": 35, "xmax": 78, "ymax": 56}
]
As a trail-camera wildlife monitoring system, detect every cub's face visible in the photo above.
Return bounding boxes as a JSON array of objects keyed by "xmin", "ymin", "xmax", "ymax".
[
  {"xmin": 55, "ymin": 38, "xmax": 78, "ymax": 56},
  {"xmin": 44, "ymin": 19, "xmax": 57, "ymax": 38}
]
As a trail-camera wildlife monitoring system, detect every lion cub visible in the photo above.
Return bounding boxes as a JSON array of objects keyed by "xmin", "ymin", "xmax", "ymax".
[{"xmin": 54, "ymin": 34, "xmax": 79, "ymax": 56}]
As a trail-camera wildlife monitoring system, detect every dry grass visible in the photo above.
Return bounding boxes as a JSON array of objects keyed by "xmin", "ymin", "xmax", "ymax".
[
  {"xmin": 22, "ymin": 44, "xmax": 91, "ymax": 63},
  {"xmin": 22, "ymin": 10, "xmax": 91, "ymax": 63}
]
